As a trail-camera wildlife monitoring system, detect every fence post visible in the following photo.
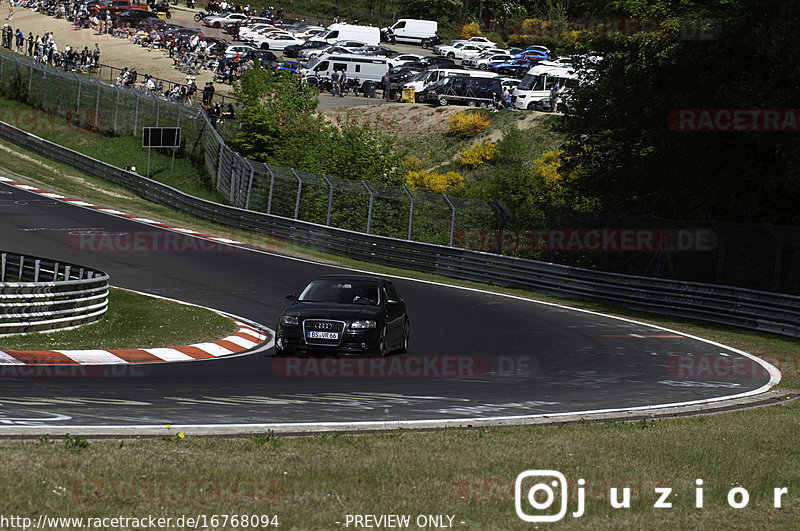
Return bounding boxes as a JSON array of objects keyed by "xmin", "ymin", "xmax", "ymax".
[
  {"xmin": 94, "ymin": 80, "xmax": 101, "ymax": 127},
  {"xmin": 34, "ymin": 260, "xmax": 41, "ymax": 282},
  {"xmin": 490, "ymin": 200, "xmax": 506, "ymax": 254},
  {"xmin": 113, "ymin": 86, "xmax": 119, "ymax": 133},
  {"xmin": 291, "ymin": 169, "xmax": 302, "ymax": 220},
  {"xmin": 765, "ymin": 223, "xmax": 783, "ymax": 292},
  {"xmin": 28, "ymin": 65, "xmax": 33, "ymax": 92},
  {"xmin": 245, "ymin": 165, "xmax": 254, "ymax": 210},
  {"xmin": 155, "ymin": 96, "xmax": 160, "ymax": 127},
  {"xmin": 266, "ymin": 165, "xmax": 275, "ymax": 215},
  {"xmin": 443, "ymin": 194, "xmax": 456, "ymax": 247},
  {"xmin": 76, "ymin": 77, "xmax": 82, "ymax": 116},
  {"xmin": 403, "ymin": 186, "xmax": 414, "ymax": 240},
  {"xmin": 58, "ymin": 72, "xmax": 63, "ymax": 114},
  {"xmin": 1, "ymin": 253, "xmax": 5, "ymax": 282},
  {"xmin": 42, "ymin": 70, "xmax": 47, "ymax": 108},
  {"xmin": 322, "ymin": 174, "xmax": 334, "ymax": 226},
  {"xmin": 133, "ymin": 91, "xmax": 139, "ymax": 136},
  {"xmin": 710, "ymin": 220, "xmax": 726, "ymax": 284},
  {"xmin": 362, "ymin": 181, "xmax": 375, "ymax": 234}
]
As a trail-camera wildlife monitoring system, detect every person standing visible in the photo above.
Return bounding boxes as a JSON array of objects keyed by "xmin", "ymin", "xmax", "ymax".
[
  {"xmin": 338, "ymin": 69, "xmax": 346, "ymax": 97},
  {"xmin": 381, "ymin": 72, "xmax": 391, "ymax": 100},
  {"xmin": 549, "ymin": 80, "xmax": 561, "ymax": 112},
  {"xmin": 202, "ymin": 81, "xmax": 215, "ymax": 106},
  {"xmin": 7, "ymin": 1, "xmax": 14, "ymax": 21},
  {"xmin": 330, "ymin": 69, "xmax": 339, "ymax": 96},
  {"xmin": 26, "ymin": 31, "xmax": 32, "ymax": 56}
]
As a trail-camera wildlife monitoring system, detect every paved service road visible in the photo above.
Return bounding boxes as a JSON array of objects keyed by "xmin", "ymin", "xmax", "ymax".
[{"xmin": 0, "ymin": 181, "xmax": 776, "ymax": 429}]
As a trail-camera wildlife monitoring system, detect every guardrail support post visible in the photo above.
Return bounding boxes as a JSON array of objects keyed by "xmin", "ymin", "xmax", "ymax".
[
  {"xmin": 245, "ymin": 166, "xmax": 255, "ymax": 210},
  {"xmin": 362, "ymin": 181, "xmax": 375, "ymax": 234},
  {"xmin": 291, "ymin": 169, "xmax": 302, "ymax": 220},
  {"xmin": 490, "ymin": 200, "xmax": 506, "ymax": 254},
  {"xmin": 34, "ymin": 260, "xmax": 41, "ymax": 283},
  {"xmin": 443, "ymin": 194, "xmax": 457, "ymax": 247},
  {"xmin": 133, "ymin": 92, "xmax": 139, "ymax": 136},
  {"xmin": 58, "ymin": 73, "xmax": 63, "ymax": 114},
  {"xmin": 322, "ymin": 174, "xmax": 334, "ymax": 226},
  {"xmin": 1, "ymin": 253, "xmax": 5, "ymax": 282},
  {"xmin": 403, "ymin": 186, "xmax": 414, "ymax": 240},
  {"xmin": 76, "ymin": 77, "xmax": 81, "ymax": 116},
  {"xmin": 42, "ymin": 71, "xmax": 47, "ymax": 108}
]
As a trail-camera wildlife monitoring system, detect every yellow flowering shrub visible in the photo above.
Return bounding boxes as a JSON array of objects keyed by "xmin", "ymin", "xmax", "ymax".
[
  {"xmin": 405, "ymin": 169, "xmax": 464, "ymax": 194},
  {"xmin": 448, "ymin": 110, "xmax": 491, "ymax": 137},
  {"xmin": 459, "ymin": 140, "xmax": 497, "ymax": 168},
  {"xmin": 461, "ymin": 22, "xmax": 482, "ymax": 39},
  {"xmin": 528, "ymin": 149, "xmax": 573, "ymax": 205}
]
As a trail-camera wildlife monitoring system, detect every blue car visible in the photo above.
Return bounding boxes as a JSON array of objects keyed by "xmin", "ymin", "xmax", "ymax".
[
  {"xmin": 275, "ymin": 61, "xmax": 303, "ymax": 74},
  {"xmin": 513, "ymin": 47, "xmax": 551, "ymax": 62}
]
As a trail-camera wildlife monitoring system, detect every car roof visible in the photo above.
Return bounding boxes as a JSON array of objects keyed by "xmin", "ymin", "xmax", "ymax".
[{"xmin": 310, "ymin": 275, "xmax": 383, "ymax": 283}]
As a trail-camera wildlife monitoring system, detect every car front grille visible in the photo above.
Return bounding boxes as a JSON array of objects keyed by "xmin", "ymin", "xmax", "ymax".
[{"xmin": 303, "ymin": 319, "xmax": 346, "ymax": 346}]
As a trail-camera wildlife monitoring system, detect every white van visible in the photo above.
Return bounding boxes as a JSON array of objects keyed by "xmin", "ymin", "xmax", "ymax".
[
  {"xmin": 381, "ymin": 19, "xmax": 437, "ymax": 44},
  {"xmin": 301, "ymin": 54, "xmax": 389, "ymax": 89},
  {"xmin": 511, "ymin": 65, "xmax": 578, "ymax": 110},
  {"xmin": 401, "ymin": 68, "xmax": 498, "ymax": 93},
  {"xmin": 312, "ymin": 24, "xmax": 381, "ymax": 46}
]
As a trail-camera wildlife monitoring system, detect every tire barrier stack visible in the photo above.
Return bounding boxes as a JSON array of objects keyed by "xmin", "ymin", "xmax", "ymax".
[{"xmin": 0, "ymin": 251, "xmax": 109, "ymax": 334}]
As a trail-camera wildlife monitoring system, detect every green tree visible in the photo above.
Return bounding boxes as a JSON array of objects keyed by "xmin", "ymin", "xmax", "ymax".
[{"xmin": 556, "ymin": 0, "xmax": 800, "ymax": 225}]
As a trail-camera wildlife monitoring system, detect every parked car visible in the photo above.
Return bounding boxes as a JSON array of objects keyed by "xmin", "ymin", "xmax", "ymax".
[
  {"xmin": 202, "ymin": 12, "xmax": 249, "ymax": 29},
  {"xmin": 253, "ymin": 33, "xmax": 305, "ymax": 50},
  {"xmin": 418, "ymin": 75, "xmax": 503, "ymax": 107},
  {"xmin": 274, "ymin": 276, "xmax": 410, "ymax": 357},
  {"xmin": 274, "ymin": 60, "xmax": 304, "ymax": 73},
  {"xmin": 111, "ymin": 9, "xmax": 160, "ymax": 26},
  {"xmin": 283, "ymin": 39, "xmax": 329, "ymax": 58},
  {"xmin": 223, "ymin": 44, "xmax": 256, "ymax": 60}
]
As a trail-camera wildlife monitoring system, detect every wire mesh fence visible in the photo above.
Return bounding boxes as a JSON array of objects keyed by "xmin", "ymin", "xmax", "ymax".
[{"xmin": 1, "ymin": 49, "xmax": 799, "ymax": 294}]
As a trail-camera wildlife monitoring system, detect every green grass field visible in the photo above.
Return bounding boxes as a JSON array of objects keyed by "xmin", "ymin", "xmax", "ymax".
[{"xmin": 0, "ymin": 288, "xmax": 237, "ymax": 350}]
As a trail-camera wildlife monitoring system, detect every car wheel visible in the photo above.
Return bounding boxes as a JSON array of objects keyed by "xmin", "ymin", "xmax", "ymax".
[
  {"xmin": 479, "ymin": 102, "xmax": 488, "ymax": 108},
  {"xmin": 261, "ymin": 43, "xmax": 269, "ymax": 49},
  {"xmin": 375, "ymin": 326, "xmax": 388, "ymax": 357},
  {"xmin": 527, "ymin": 102, "xmax": 536, "ymax": 111},
  {"xmin": 468, "ymin": 100, "xmax": 476, "ymax": 107},
  {"xmin": 479, "ymin": 64, "xmax": 487, "ymax": 70},
  {"xmin": 165, "ymin": 11, "xmax": 171, "ymax": 19},
  {"xmin": 194, "ymin": 13, "xmax": 202, "ymax": 21},
  {"xmin": 398, "ymin": 321, "xmax": 410, "ymax": 354},
  {"xmin": 438, "ymin": 96, "xmax": 448, "ymax": 106},
  {"xmin": 214, "ymin": 21, "xmax": 221, "ymax": 28},
  {"xmin": 447, "ymin": 52, "xmax": 455, "ymax": 59},
  {"xmin": 422, "ymin": 40, "xmax": 430, "ymax": 49}
]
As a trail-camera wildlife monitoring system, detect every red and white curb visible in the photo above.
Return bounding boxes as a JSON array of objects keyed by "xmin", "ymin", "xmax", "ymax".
[
  {"xmin": 0, "ymin": 176, "xmax": 247, "ymax": 246},
  {"xmin": 0, "ymin": 321, "xmax": 267, "ymax": 366}
]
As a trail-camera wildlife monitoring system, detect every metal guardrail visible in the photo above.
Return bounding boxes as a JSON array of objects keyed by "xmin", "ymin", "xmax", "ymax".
[
  {"xmin": 0, "ymin": 120, "xmax": 799, "ymax": 338},
  {"xmin": 0, "ymin": 251, "xmax": 109, "ymax": 334}
]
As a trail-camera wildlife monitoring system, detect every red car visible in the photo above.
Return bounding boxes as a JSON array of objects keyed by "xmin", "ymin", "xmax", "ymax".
[{"xmin": 94, "ymin": 0, "xmax": 148, "ymax": 16}]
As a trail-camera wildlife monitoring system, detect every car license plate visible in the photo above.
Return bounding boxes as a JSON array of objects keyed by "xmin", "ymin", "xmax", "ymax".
[{"xmin": 308, "ymin": 331, "xmax": 338, "ymax": 340}]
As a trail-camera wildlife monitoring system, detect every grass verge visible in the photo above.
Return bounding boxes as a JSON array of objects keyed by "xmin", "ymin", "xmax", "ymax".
[
  {"xmin": 0, "ymin": 401, "xmax": 798, "ymax": 528},
  {"xmin": 0, "ymin": 288, "xmax": 237, "ymax": 350}
]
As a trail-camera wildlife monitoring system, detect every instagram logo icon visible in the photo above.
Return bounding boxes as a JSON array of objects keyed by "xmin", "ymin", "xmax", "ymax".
[{"xmin": 515, "ymin": 470, "xmax": 585, "ymax": 522}]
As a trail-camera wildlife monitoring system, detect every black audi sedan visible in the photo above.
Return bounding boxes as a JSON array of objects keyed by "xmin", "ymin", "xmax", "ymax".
[{"xmin": 274, "ymin": 276, "xmax": 409, "ymax": 357}]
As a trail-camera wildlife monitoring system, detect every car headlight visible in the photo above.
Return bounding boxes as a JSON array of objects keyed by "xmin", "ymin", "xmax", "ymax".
[
  {"xmin": 281, "ymin": 315, "xmax": 299, "ymax": 326},
  {"xmin": 350, "ymin": 320, "xmax": 376, "ymax": 329}
]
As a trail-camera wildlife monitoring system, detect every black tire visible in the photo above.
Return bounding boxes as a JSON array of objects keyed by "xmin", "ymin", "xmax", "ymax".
[
  {"xmin": 479, "ymin": 102, "xmax": 488, "ymax": 108},
  {"xmin": 261, "ymin": 43, "xmax": 269, "ymax": 49},
  {"xmin": 479, "ymin": 64, "xmax": 487, "ymax": 70},
  {"xmin": 165, "ymin": 11, "xmax": 171, "ymax": 19},
  {"xmin": 527, "ymin": 102, "xmax": 536, "ymax": 111},
  {"xmin": 438, "ymin": 96, "xmax": 448, "ymax": 106},
  {"xmin": 375, "ymin": 326, "xmax": 388, "ymax": 357},
  {"xmin": 194, "ymin": 13, "xmax": 202, "ymax": 21},
  {"xmin": 447, "ymin": 52, "xmax": 455, "ymax": 59},
  {"xmin": 213, "ymin": 21, "xmax": 220, "ymax": 28},
  {"xmin": 468, "ymin": 100, "xmax": 476, "ymax": 107},
  {"xmin": 398, "ymin": 321, "xmax": 410, "ymax": 354},
  {"xmin": 422, "ymin": 40, "xmax": 430, "ymax": 49}
]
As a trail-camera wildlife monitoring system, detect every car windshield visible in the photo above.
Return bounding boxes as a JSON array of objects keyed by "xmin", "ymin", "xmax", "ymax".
[{"xmin": 298, "ymin": 280, "xmax": 380, "ymax": 305}]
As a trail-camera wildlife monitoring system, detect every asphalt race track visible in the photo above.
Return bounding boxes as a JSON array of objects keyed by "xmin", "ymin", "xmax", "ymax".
[{"xmin": 0, "ymin": 181, "xmax": 778, "ymax": 431}]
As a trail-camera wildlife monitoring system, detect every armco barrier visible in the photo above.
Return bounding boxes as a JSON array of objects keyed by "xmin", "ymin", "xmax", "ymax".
[
  {"xmin": 0, "ymin": 251, "xmax": 109, "ymax": 334},
  {"xmin": 1, "ymin": 120, "xmax": 799, "ymax": 338}
]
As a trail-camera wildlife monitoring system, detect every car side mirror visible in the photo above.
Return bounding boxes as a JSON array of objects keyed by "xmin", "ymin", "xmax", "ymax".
[
  {"xmin": 286, "ymin": 293, "xmax": 297, "ymax": 301},
  {"xmin": 387, "ymin": 299, "xmax": 400, "ymax": 305}
]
